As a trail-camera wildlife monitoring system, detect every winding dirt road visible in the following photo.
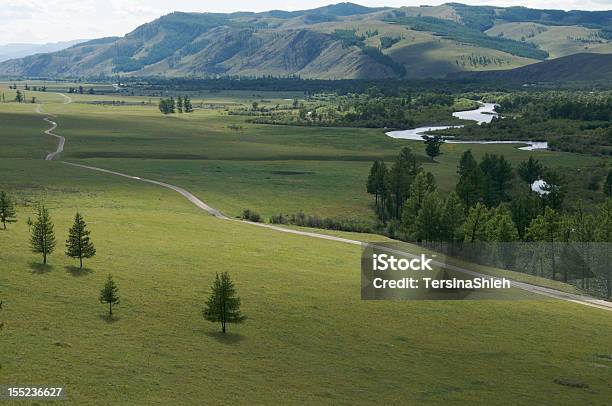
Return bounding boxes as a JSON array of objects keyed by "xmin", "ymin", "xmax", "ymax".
[
  {"xmin": 36, "ymin": 95, "xmax": 612, "ymax": 312},
  {"xmin": 35, "ymin": 94, "xmax": 69, "ymax": 160}
]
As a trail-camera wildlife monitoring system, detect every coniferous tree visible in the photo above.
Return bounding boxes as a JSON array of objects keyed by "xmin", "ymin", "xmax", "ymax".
[
  {"xmin": 440, "ymin": 192, "xmax": 465, "ymax": 243},
  {"xmin": 203, "ymin": 272, "xmax": 245, "ymax": 333},
  {"xmin": 541, "ymin": 170, "xmax": 565, "ymax": 211},
  {"xmin": 387, "ymin": 147, "xmax": 420, "ymax": 220},
  {"xmin": 0, "ymin": 191, "xmax": 17, "ymax": 229},
  {"xmin": 367, "ymin": 161, "xmax": 380, "ymax": 204},
  {"xmin": 526, "ymin": 207, "xmax": 562, "ymax": 280},
  {"xmin": 485, "ymin": 205, "xmax": 519, "ymax": 242},
  {"xmin": 456, "ymin": 150, "xmax": 482, "ymax": 209},
  {"xmin": 423, "ymin": 135, "xmax": 444, "ymax": 161},
  {"xmin": 177, "ymin": 96, "xmax": 183, "ymax": 113},
  {"xmin": 99, "ymin": 274, "xmax": 120, "ymax": 316},
  {"xmin": 30, "ymin": 205, "xmax": 56, "ymax": 264},
  {"xmin": 479, "ymin": 154, "xmax": 513, "ymax": 207},
  {"xmin": 463, "ymin": 202, "xmax": 491, "ymax": 243},
  {"xmin": 415, "ymin": 192, "xmax": 444, "ymax": 243},
  {"xmin": 183, "ymin": 96, "xmax": 193, "ymax": 113},
  {"xmin": 510, "ymin": 192, "xmax": 540, "ymax": 240},
  {"xmin": 65, "ymin": 212, "xmax": 96, "ymax": 268},
  {"xmin": 401, "ymin": 171, "xmax": 436, "ymax": 238},
  {"xmin": 518, "ymin": 157, "xmax": 544, "ymax": 192}
]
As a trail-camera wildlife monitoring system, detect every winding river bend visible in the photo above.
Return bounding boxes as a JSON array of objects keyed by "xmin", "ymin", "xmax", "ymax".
[{"xmin": 386, "ymin": 103, "xmax": 548, "ymax": 151}]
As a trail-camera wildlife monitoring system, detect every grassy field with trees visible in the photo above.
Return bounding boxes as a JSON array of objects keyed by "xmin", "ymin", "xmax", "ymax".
[
  {"xmin": 0, "ymin": 84, "xmax": 611, "ymax": 403},
  {"xmin": 1, "ymin": 158, "xmax": 611, "ymax": 404}
]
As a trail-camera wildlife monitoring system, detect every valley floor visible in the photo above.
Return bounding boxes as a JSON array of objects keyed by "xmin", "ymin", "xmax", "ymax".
[{"xmin": 0, "ymin": 89, "xmax": 611, "ymax": 404}]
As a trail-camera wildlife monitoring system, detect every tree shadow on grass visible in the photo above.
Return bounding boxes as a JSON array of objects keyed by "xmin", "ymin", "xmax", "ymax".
[
  {"xmin": 98, "ymin": 314, "xmax": 121, "ymax": 323},
  {"xmin": 29, "ymin": 262, "xmax": 53, "ymax": 274},
  {"xmin": 65, "ymin": 265, "xmax": 93, "ymax": 277},
  {"xmin": 205, "ymin": 331, "xmax": 246, "ymax": 344}
]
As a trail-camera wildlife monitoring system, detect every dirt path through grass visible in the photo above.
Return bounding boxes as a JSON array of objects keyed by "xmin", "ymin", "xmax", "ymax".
[{"xmin": 35, "ymin": 96, "xmax": 612, "ymax": 312}]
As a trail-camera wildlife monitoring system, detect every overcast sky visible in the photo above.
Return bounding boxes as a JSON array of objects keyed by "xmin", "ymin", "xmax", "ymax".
[{"xmin": 1, "ymin": 0, "xmax": 611, "ymax": 44}]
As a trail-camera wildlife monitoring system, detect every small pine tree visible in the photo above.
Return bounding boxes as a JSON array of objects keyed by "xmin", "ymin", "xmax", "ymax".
[
  {"xmin": 183, "ymin": 97, "xmax": 193, "ymax": 113},
  {"xmin": 65, "ymin": 212, "xmax": 96, "ymax": 268},
  {"xmin": 203, "ymin": 272, "xmax": 245, "ymax": 333},
  {"xmin": 30, "ymin": 206, "xmax": 56, "ymax": 264},
  {"xmin": 0, "ymin": 191, "xmax": 17, "ymax": 229},
  {"xmin": 423, "ymin": 135, "xmax": 444, "ymax": 161},
  {"xmin": 177, "ymin": 96, "xmax": 183, "ymax": 113},
  {"xmin": 99, "ymin": 274, "xmax": 120, "ymax": 316}
]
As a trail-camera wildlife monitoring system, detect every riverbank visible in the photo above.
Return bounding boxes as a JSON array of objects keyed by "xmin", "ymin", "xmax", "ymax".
[{"xmin": 386, "ymin": 103, "xmax": 549, "ymax": 151}]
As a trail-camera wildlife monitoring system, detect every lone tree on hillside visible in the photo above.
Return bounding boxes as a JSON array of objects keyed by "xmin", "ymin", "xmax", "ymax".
[
  {"xmin": 423, "ymin": 135, "xmax": 444, "ymax": 161},
  {"xmin": 65, "ymin": 212, "xmax": 96, "ymax": 268},
  {"xmin": 0, "ymin": 191, "xmax": 17, "ymax": 229},
  {"xmin": 99, "ymin": 274, "xmax": 120, "ymax": 316},
  {"xmin": 203, "ymin": 272, "xmax": 245, "ymax": 333},
  {"xmin": 30, "ymin": 205, "xmax": 56, "ymax": 264}
]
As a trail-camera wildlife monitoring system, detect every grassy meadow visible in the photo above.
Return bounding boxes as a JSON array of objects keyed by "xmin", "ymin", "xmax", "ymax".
[
  {"xmin": 0, "ymin": 87, "xmax": 606, "ymax": 220},
  {"xmin": 0, "ymin": 87, "xmax": 611, "ymax": 404}
]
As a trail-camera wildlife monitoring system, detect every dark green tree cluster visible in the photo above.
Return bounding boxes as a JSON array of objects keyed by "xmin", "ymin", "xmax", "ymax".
[
  {"xmin": 456, "ymin": 151, "xmax": 514, "ymax": 208},
  {"xmin": 367, "ymin": 150, "xmax": 611, "ymax": 295},
  {"xmin": 159, "ymin": 96, "xmax": 193, "ymax": 115},
  {"xmin": 367, "ymin": 147, "xmax": 422, "ymax": 223},
  {"xmin": 159, "ymin": 98, "xmax": 175, "ymax": 114}
]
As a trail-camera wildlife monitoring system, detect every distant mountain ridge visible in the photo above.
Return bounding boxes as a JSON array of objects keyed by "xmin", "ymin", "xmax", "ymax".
[
  {"xmin": 1, "ymin": 2, "xmax": 612, "ymax": 80},
  {"xmin": 0, "ymin": 40, "xmax": 87, "ymax": 63}
]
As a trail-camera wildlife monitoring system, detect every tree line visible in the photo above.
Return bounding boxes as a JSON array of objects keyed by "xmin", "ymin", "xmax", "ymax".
[
  {"xmin": 366, "ymin": 150, "xmax": 612, "ymax": 296},
  {"xmin": 158, "ymin": 96, "xmax": 194, "ymax": 114}
]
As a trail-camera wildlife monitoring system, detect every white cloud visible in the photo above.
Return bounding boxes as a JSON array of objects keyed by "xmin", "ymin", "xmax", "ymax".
[{"xmin": 0, "ymin": 0, "xmax": 610, "ymax": 44}]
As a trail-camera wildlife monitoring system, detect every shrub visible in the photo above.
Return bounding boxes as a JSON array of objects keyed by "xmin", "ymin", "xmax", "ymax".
[{"xmin": 241, "ymin": 209, "xmax": 261, "ymax": 223}]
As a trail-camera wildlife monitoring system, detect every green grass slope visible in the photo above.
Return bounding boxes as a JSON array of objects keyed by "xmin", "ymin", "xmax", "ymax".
[
  {"xmin": 1, "ymin": 159, "xmax": 611, "ymax": 405},
  {"xmin": 0, "ymin": 85, "xmax": 611, "ymax": 404}
]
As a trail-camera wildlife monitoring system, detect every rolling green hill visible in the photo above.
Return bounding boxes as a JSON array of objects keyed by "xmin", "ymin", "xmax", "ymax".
[{"xmin": 1, "ymin": 2, "xmax": 612, "ymax": 79}]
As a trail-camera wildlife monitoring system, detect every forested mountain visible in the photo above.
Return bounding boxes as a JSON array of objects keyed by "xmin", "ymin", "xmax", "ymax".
[{"xmin": 1, "ymin": 2, "xmax": 612, "ymax": 79}]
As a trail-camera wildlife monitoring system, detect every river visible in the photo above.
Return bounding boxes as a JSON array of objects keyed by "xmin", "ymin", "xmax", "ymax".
[{"xmin": 386, "ymin": 102, "xmax": 548, "ymax": 151}]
